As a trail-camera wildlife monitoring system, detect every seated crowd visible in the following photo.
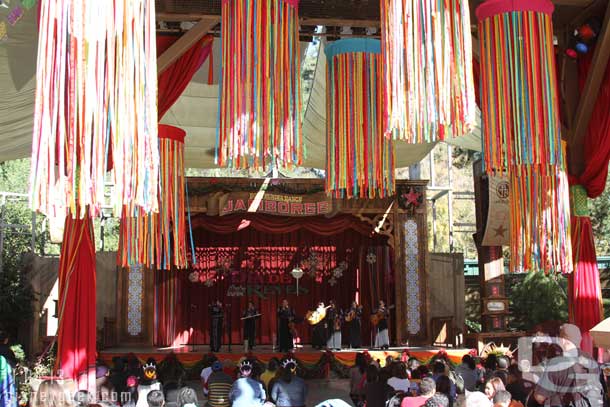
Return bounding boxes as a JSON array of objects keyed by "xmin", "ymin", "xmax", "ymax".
[{"xmin": 28, "ymin": 324, "xmax": 607, "ymax": 407}]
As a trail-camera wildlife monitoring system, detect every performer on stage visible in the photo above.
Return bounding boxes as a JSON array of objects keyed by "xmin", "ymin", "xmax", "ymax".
[
  {"xmin": 277, "ymin": 299, "xmax": 296, "ymax": 353},
  {"xmin": 242, "ymin": 301, "xmax": 259, "ymax": 350},
  {"xmin": 346, "ymin": 301, "xmax": 363, "ymax": 349},
  {"xmin": 209, "ymin": 300, "xmax": 224, "ymax": 352},
  {"xmin": 311, "ymin": 302, "xmax": 328, "ymax": 350},
  {"xmin": 373, "ymin": 300, "xmax": 390, "ymax": 350},
  {"xmin": 326, "ymin": 300, "xmax": 342, "ymax": 350}
]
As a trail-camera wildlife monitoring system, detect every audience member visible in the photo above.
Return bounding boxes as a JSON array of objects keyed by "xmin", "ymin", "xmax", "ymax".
[
  {"xmin": 424, "ymin": 393, "xmax": 449, "ymax": 407},
  {"xmin": 432, "ymin": 361, "xmax": 456, "ymax": 400},
  {"xmin": 492, "ymin": 390, "xmax": 512, "ymax": 407},
  {"xmin": 364, "ymin": 364, "xmax": 394, "ymax": 407},
  {"xmin": 31, "ymin": 380, "xmax": 71, "ymax": 407},
  {"xmin": 0, "ymin": 332, "xmax": 16, "ymax": 369},
  {"xmin": 260, "ymin": 358, "xmax": 280, "ymax": 391},
  {"xmin": 505, "ymin": 365, "xmax": 533, "ymax": 405},
  {"xmin": 200, "ymin": 354, "xmax": 218, "ymax": 397},
  {"xmin": 484, "ymin": 377, "xmax": 506, "ymax": 401},
  {"xmin": 401, "ymin": 377, "xmax": 436, "ymax": 407},
  {"xmin": 176, "ymin": 387, "xmax": 198, "ymax": 407},
  {"xmin": 492, "ymin": 357, "xmax": 510, "ymax": 385},
  {"xmin": 465, "ymin": 391, "xmax": 493, "ymax": 407},
  {"xmin": 456, "ymin": 355, "xmax": 479, "ymax": 392},
  {"xmin": 388, "ymin": 362, "xmax": 411, "ymax": 393},
  {"xmin": 0, "ymin": 355, "xmax": 16, "ymax": 407},
  {"xmin": 349, "ymin": 353, "xmax": 368, "ymax": 406},
  {"xmin": 146, "ymin": 390, "xmax": 165, "ymax": 407},
  {"xmin": 206, "ymin": 361, "xmax": 233, "ymax": 407},
  {"xmin": 96, "ymin": 364, "xmax": 116, "ymax": 404},
  {"xmin": 229, "ymin": 360, "xmax": 266, "ymax": 407},
  {"xmin": 122, "ymin": 376, "xmax": 139, "ymax": 407},
  {"xmin": 436, "ymin": 376, "xmax": 454, "ymax": 406},
  {"xmin": 270, "ymin": 359, "xmax": 307, "ymax": 407},
  {"xmin": 136, "ymin": 359, "xmax": 161, "ymax": 407}
]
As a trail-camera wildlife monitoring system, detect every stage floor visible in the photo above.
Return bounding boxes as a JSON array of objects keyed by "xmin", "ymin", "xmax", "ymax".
[{"xmin": 99, "ymin": 344, "xmax": 471, "ymax": 366}]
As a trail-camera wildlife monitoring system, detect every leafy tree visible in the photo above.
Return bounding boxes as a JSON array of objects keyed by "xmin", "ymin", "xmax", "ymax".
[{"xmin": 508, "ymin": 272, "xmax": 568, "ymax": 331}]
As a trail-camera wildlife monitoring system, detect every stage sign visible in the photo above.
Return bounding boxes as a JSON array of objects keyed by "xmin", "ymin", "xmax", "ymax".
[
  {"xmin": 482, "ymin": 175, "xmax": 510, "ymax": 246},
  {"xmin": 202, "ymin": 191, "xmax": 336, "ymax": 217}
]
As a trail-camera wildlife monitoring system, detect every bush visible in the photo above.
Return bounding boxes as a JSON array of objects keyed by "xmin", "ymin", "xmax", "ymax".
[{"xmin": 508, "ymin": 272, "xmax": 568, "ymax": 331}]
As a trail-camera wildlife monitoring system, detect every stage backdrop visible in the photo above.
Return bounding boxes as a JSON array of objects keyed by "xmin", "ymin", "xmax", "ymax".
[{"xmin": 154, "ymin": 214, "xmax": 395, "ymax": 347}]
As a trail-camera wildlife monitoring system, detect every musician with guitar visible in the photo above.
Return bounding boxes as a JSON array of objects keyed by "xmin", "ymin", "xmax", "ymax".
[
  {"xmin": 311, "ymin": 302, "xmax": 329, "ymax": 350},
  {"xmin": 277, "ymin": 299, "xmax": 296, "ymax": 352},
  {"xmin": 209, "ymin": 300, "xmax": 224, "ymax": 352},
  {"xmin": 326, "ymin": 300, "xmax": 343, "ymax": 350},
  {"xmin": 241, "ymin": 301, "xmax": 261, "ymax": 350},
  {"xmin": 372, "ymin": 300, "xmax": 393, "ymax": 350},
  {"xmin": 345, "ymin": 301, "xmax": 363, "ymax": 348}
]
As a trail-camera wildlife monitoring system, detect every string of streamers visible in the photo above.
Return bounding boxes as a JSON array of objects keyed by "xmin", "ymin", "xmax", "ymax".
[
  {"xmin": 217, "ymin": 0, "xmax": 303, "ymax": 170},
  {"xmin": 325, "ymin": 39, "xmax": 395, "ymax": 199},
  {"xmin": 477, "ymin": 1, "xmax": 572, "ymax": 274},
  {"xmin": 381, "ymin": 0, "xmax": 476, "ymax": 142},
  {"xmin": 119, "ymin": 133, "xmax": 187, "ymax": 270},
  {"xmin": 30, "ymin": 0, "xmax": 159, "ymax": 218}
]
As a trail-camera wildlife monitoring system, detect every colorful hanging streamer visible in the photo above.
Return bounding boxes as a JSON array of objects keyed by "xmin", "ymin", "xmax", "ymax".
[
  {"xmin": 381, "ymin": 0, "xmax": 476, "ymax": 143},
  {"xmin": 325, "ymin": 39, "xmax": 395, "ymax": 199},
  {"xmin": 119, "ymin": 126, "xmax": 188, "ymax": 270},
  {"xmin": 217, "ymin": 0, "xmax": 303, "ymax": 170},
  {"xmin": 30, "ymin": 0, "xmax": 159, "ymax": 218},
  {"xmin": 477, "ymin": 0, "xmax": 572, "ymax": 274}
]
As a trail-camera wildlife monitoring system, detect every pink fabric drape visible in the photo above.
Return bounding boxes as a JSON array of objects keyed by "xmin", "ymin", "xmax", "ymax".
[{"xmin": 568, "ymin": 51, "xmax": 610, "ymax": 355}]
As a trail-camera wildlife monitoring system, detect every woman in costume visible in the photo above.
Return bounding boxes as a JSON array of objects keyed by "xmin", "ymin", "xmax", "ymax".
[
  {"xmin": 242, "ymin": 301, "xmax": 259, "ymax": 350},
  {"xmin": 277, "ymin": 299, "xmax": 296, "ymax": 353},
  {"xmin": 347, "ymin": 301, "xmax": 363, "ymax": 349},
  {"xmin": 373, "ymin": 300, "xmax": 390, "ymax": 350},
  {"xmin": 209, "ymin": 300, "xmax": 224, "ymax": 352}
]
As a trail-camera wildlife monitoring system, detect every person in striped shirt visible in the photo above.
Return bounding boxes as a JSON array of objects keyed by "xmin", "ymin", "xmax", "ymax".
[{"xmin": 206, "ymin": 361, "xmax": 233, "ymax": 407}]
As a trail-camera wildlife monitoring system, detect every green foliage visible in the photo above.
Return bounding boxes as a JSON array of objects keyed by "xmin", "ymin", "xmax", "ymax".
[
  {"xmin": 508, "ymin": 272, "xmax": 568, "ymax": 331},
  {"xmin": 590, "ymin": 173, "xmax": 610, "ymax": 255},
  {"xmin": 10, "ymin": 344, "xmax": 25, "ymax": 364},
  {"xmin": 465, "ymin": 319, "xmax": 482, "ymax": 333}
]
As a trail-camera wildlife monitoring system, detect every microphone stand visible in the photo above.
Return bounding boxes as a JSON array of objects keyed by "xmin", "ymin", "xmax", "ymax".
[{"xmin": 226, "ymin": 304, "xmax": 232, "ymax": 353}]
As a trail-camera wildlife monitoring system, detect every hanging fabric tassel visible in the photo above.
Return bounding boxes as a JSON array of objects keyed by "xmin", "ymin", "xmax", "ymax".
[
  {"xmin": 217, "ymin": 0, "xmax": 303, "ymax": 170},
  {"xmin": 30, "ymin": 0, "xmax": 159, "ymax": 219},
  {"xmin": 381, "ymin": 0, "xmax": 476, "ymax": 143},
  {"xmin": 325, "ymin": 39, "xmax": 395, "ymax": 199},
  {"xmin": 119, "ymin": 125, "xmax": 188, "ymax": 270},
  {"xmin": 477, "ymin": 0, "xmax": 572, "ymax": 274}
]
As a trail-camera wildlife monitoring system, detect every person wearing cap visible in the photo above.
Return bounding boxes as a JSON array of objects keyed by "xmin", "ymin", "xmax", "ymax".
[
  {"xmin": 136, "ymin": 359, "xmax": 161, "ymax": 407},
  {"xmin": 401, "ymin": 377, "xmax": 436, "ymax": 407},
  {"xmin": 270, "ymin": 359, "xmax": 307, "ymax": 407},
  {"xmin": 95, "ymin": 364, "xmax": 115, "ymax": 404},
  {"xmin": 206, "ymin": 361, "xmax": 233, "ymax": 407},
  {"xmin": 533, "ymin": 323, "xmax": 602, "ymax": 407},
  {"xmin": 200, "ymin": 353, "xmax": 219, "ymax": 396},
  {"xmin": 229, "ymin": 360, "xmax": 267, "ymax": 407}
]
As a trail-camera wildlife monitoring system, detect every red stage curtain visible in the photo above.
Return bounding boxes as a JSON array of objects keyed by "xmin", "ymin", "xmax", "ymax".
[
  {"xmin": 157, "ymin": 34, "xmax": 214, "ymax": 119},
  {"xmin": 568, "ymin": 53, "xmax": 610, "ymax": 355},
  {"xmin": 155, "ymin": 214, "xmax": 395, "ymax": 347},
  {"xmin": 56, "ymin": 214, "xmax": 96, "ymax": 393}
]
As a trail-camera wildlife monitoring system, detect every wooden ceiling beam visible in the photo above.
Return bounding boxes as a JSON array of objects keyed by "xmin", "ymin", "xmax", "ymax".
[
  {"xmin": 157, "ymin": 12, "xmax": 380, "ymax": 27},
  {"xmin": 569, "ymin": 0, "xmax": 610, "ymax": 146},
  {"xmin": 157, "ymin": 16, "xmax": 220, "ymax": 74},
  {"xmin": 551, "ymin": 0, "xmax": 595, "ymax": 5}
]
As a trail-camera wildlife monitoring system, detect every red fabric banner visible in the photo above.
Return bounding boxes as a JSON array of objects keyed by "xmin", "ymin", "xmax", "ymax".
[
  {"xmin": 56, "ymin": 214, "xmax": 96, "ymax": 392},
  {"xmin": 157, "ymin": 34, "xmax": 214, "ymax": 119},
  {"xmin": 155, "ymin": 214, "xmax": 395, "ymax": 347},
  {"xmin": 568, "ymin": 51, "xmax": 610, "ymax": 355}
]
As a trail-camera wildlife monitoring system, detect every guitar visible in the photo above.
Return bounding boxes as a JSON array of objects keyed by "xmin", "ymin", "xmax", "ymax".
[
  {"xmin": 345, "ymin": 306, "xmax": 362, "ymax": 322},
  {"xmin": 370, "ymin": 305, "xmax": 395, "ymax": 326},
  {"xmin": 305, "ymin": 305, "xmax": 332, "ymax": 325}
]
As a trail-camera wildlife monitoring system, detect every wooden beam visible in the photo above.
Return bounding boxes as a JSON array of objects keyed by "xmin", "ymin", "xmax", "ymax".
[
  {"xmin": 552, "ymin": 0, "xmax": 595, "ymax": 5},
  {"xmin": 156, "ymin": 12, "xmax": 380, "ymax": 27},
  {"xmin": 569, "ymin": 0, "xmax": 610, "ymax": 149},
  {"xmin": 157, "ymin": 16, "xmax": 220, "ymax": 74}
]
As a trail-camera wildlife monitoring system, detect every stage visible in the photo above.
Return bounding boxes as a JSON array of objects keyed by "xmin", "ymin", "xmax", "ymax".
[{"xmin": 99, "ymin": 344, "xmax": 472, "ymax": 372}]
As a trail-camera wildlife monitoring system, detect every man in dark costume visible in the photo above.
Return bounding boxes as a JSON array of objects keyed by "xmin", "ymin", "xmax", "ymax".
[
  {"xmin": 242, "ymin": 301, "xmax": 259, "ymax": 350},
  {"xmin": 277, "ymin": 299, "xmax": 296, "ymax": 352},
  {"xmin": 209, "ymin": 300, "xmax": 224, "ymax": 352},
  {"xmin": 347, "ymin": 301, "xmax": 363, "ymax": 349},
  {"xmin": 311, "ymin": 302, "xmax": 328, "ymax": 350},
  {"xmin": 326, "ymin": 300, "xmax": 342, "ymax": 350},
  {"xmin": 373, "ymin": 300, "xmax": 390, "ymax": 350}
]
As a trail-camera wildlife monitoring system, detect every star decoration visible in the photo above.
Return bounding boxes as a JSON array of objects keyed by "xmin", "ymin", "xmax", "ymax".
[
  {"xmin": 204, "ymin": 278, "xmax": 215, "ymax": 287},
  {"xmin": 404, "ymin": 188, "xmax": 421, "ymax": 206},
  {"xmin": 188, "ymin": 271, "xmax": 200, "ymax": 283},
  {"xmin": 494, "ymin": 225, "xmax": 507, "ymax": 237}
]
